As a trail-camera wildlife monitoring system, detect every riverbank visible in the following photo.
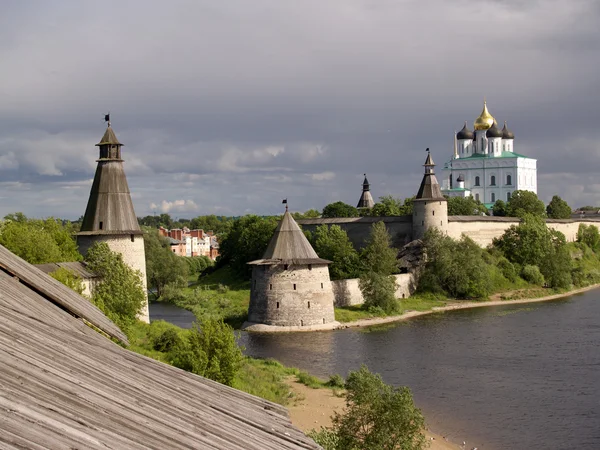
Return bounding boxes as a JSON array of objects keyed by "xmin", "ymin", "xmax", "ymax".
[
  {"xmin": 285, "ymin": 378, "xmax": 461, "ymax": 449},
  {"xmin": 335, "ymin": 283, "xmax": 600, "ymax": 330}
]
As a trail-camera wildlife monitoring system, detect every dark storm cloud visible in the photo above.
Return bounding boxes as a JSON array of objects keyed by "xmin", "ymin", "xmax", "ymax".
[{"xmin": 0, "ymin": 0, "xmax": 599, "ymax": 218}]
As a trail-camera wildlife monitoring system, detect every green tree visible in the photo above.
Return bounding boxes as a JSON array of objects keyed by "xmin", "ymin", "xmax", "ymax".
[
  {"xmin": 169, "ymin": 318, "xmax": 244, "ymax": 387},
  {"xmin": 217, "ymin": 215, "xmax": 278, "ymax": 277},
  {"xmin": 189, "ymin": 215, "xmax": 234, "ymax": 235},
  {"xmin": 492, "ymin": 199, "xmax": 507, "ymax": 217},
  {"xmin": 370, "ymin": 196, "xmax": 403, "ymax": 216},
  {"xmin": 359, "ymin": 222, "xmax": 398, "ymax": 313},
  {"xmin": 577, "ymin": 224, "xmax": 600, "ymax": 252},
  {"xmin": 322, "ymin": 202, "xmax": 359, "ymax": 218},
  {"xmin": 506, "ymin": 190, "xmax": 546, "ymax": 218},
  {"xmin": 143, "ymin": 230, "xmax": 189, "ymax": 298},
  {"xmin": 446, "ymin": 196, "xmax": 488, "ymax": 216},
  {"xmin": 310, "ymin": 365, "xmax": 426, "ymax": 450},
  {"xmin": 49, "ymin": 267, "xmax": 86, "ymax": 296},
  {"xmin": 292, "ymin": 209, "xmax": 321, "ymax": 220},
  {"xmin": 313, "ymin": 225, "xmax": 361, "ymax": 280},
  {"xmin": 546, "ymin": 195, "xmax": 572, "ymax": 219},
  {"xmin": 85, "ymin": 242, "xmax": 146, "ymax": 333}
]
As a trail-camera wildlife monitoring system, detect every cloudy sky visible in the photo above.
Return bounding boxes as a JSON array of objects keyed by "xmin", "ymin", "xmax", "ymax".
[{"xmin": 0, "ymin": 0, "xmax": 599, "ymax": 219}]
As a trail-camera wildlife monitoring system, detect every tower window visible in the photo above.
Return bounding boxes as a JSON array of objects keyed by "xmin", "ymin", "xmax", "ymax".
[
  {"xmin": 308, "ymin": 264, "xmax": 312, "ymax": 271},
  {"xmin": 432, "ymin": 210, "xmax": 435, "ymax": 216},
  {"xmin": 276, "ymin": 302, "xmax": 279, "ymax": 309},
  {"xmin": 269, "ymin": 284, "xmax": 272, "ymax": 290},
  {"xmin": 323, "ymin": 318, "xmax": 325, "ymax": 324},
  {"xmin": 308, "ymin": 302, "xmax": 310, "ymax": 309},
  {"xmin": 254, "ymin": 280, "xmax": 256, "ymax": 290},
  {"xmin": 507, "ymin": 174, "xmax": 512, "ymax": 185},
  {"xmin": 301, "ymin": 320, "xmax": 304, "ymax": 326},
  {"xmin": 321, "ymin": 283, "xmax": 324, "ymax": 289},
  {"xmin": 475, "ymin": 176, "xmax": 480, "ymax": 186},
  {"xmin": 421, "ymin": 221, "xmax": 424, "ymax": 226},
  {"xmin": 131, "ymin": 234, "xmax": 135, "ymax": 242},
  {"xmin": 490, "ymin": 175, "xmax": 496, "ymax": 186},
  {"xmin": 283, "ymin": 264, "xmax": 288, "ymax": 270},
  {"xmin": 293, "ymin": 284, "xmax": 296, "ymax": 290},
  {"xmin": 99, "ymin": 221, "xmax": 103, "ymax": 230}
]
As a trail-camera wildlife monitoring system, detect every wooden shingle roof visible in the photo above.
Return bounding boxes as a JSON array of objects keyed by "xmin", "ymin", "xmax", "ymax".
[{"xmin": 0, "ymin": 244, "xmax": 320, "ymax": 449}]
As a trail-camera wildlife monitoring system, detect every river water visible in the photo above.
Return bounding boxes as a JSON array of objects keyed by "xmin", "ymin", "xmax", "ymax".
[{"xmin": 149, "ymin": 291, "xmax": 600, "ymax": 450}]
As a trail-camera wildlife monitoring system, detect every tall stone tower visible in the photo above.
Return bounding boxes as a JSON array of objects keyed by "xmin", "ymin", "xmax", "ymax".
[
  {"xmin": 412, "ymin": 151, "xmax": 448, "ymax": 240},
  {"xmin": 356, "ymin": 174, "xmax": 375, "ymax": 209},
  {"xmin": 245, "ymin": 210, "xmax": 336, "ymax": 329},
  {"xmin": 77, "ymin": 120, "xmax": 149, "ymax": 323}
]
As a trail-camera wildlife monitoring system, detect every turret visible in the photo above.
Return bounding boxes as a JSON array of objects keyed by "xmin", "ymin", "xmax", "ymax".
[
  {"xmin": 246, "ymin": 209, "xmax": 336, "ymax": 329},
  {"xmin": 412, "ymin": 151, "xmax": 448, "ymax": 240},
  {"xmin": 456, "ymin": 122, "xmax": 474, "ymax": 157},
  {"xmin": 77, "ymin": 118, "xmax": 149, "ymax": 323},
  {"xmin": 486, "ymin": 120, "xmax": 503, "ymax": 157},
  {"xmin": 502, "ymin": 121, "xmax": 515, "ymax": 152},
  {"xmin": 356, "ymin": 174, "xmax": 375, "ymax": 209}
]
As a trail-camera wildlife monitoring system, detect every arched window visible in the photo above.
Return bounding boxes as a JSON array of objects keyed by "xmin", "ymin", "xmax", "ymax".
[
  {"xmin": 475, "ymin": 176, "xmax": 480, "ymax": 186},
  {"xmin": 491, "ymin": 193, "xmax": 496, "ymax": 202},
  {"xmin": 491, "ymin": 175, "xmax": 496, "ymax": 186},
  {"xmin": 475, "ymin": 193, "xmax": 480, "ymax": 201},
  {"xmin": 507, "ymin": 174, "xmax": 512, "ymax": 185},
  {"xmin": 507, "ymin": 192, "xmax": 511, "ymax": 201}
]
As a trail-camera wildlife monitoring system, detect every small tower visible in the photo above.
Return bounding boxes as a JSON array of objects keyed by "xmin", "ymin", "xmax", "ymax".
[
  {"xmin": 77, "ymin": 119, "xmax": 149, "ymax": 323},
  {"xmin": 456, "ymin": 121, "xmax": 474, "ymax": 157},
  {"xmin": 245, "ymin": 209, "xmax": 336, "ymax": 329},
  {"xmin": 356, "ymin": 174, "xmax": 375, "ymax": 209},
  {"xmin": 412, "ymin": 151, "xmax": 448, "ymax": 240},
  {"xmin": 502, "ymin": 121, "xmax": 515, "ymax": 153}
]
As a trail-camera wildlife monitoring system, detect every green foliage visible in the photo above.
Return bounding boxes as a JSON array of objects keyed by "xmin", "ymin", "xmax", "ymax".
[
  {"xmin": 0, "ymin": 214, "xmax": 82, "ymax": 264},
  {"xmin": 185, "ymin": 255, "xmax": 215, "ymax": 275},
  {"xmin": 322, "ymin": 201, "xmax": 359, "ymax": 218},
  {"xmin": 308, "ymin": 428, "xmax": 341, "ymax": 450},
  {"xmin": 419, "ymin": 229, "xmax": 502, "ymax": 298},
  {"xmin": 546, "ymin": 195, "xmax": 572, "ymax": 219},
  {"xmin": 521, "ymin": 265, "xmax": 545, "ymax": 285},
  {"xmin": 84, "ymin": 242, "xmax": 146, "ymax": 333},
  {"xmin": 313, "ymin": 225, "xmax": 361, "ymax": 280},
  {"xmin": 326, "ymin": 374, "xmax": 345, "ymax": 388},
  {"xmin": 49, "ymin": 267, "xmax": 86, "ymax": 296},
  {"xmin": 506, "ymin": 190, "xmax": 546, "ymax": 218},
  {"xmin": 370, "ymin": 196, "xmax": 414, "ymax": 217},
  {"xmin": 296, "ymin": 371, "xmax": 325, "ymax": 389},
  {"xmin": 144, "ymin": 230, "xmax": 189, "ymax": 298},
  {"xmin": 446, "ymin": 196, "xmax": 488, "ymax": 216},
  {"xmin": 217, "ymin": 215, "xmax": 278, "ymax": 277},
  {"xmin": 492, "ymin": 199, "xmax": 507, "ymax": 217},
  {"xmin": 577, "ymin": 224, "xmax": 600, "ymax": 252},
  {"xmin": 292, "ymin": 209, "xmax": 321, "ymax": 219},
  {"xmin": 359, "ymin": 222, "xmax": 399, "ymax": 313},
  {"xmin": 168, "ymin": 318, "xmax": 244, "ymax": 387},
  {"xmin": 317, "ymin": 365, "xmax": 426, "ymax": 450}
]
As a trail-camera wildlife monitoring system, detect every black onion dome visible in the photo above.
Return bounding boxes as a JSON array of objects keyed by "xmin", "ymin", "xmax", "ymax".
[
  {"xmin": 456, "ymin": 121, "xmax": 474, "ymax": 140},
  {"xmin": 457, "ymin": 174, "xmax": 464, "ymax": 182},
  {"xmin": 486, "ymin": 120, "xmax": 503, "ymax": 138},
  {"xmin": 502, "ymin": 121, "xmax": 515, "ymax": 139}
]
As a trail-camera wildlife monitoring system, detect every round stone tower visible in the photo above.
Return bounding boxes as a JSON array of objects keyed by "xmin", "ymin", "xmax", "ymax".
[
  {"xmin": 245, "ymin": 210, "xmax": 336, "ymax": 329},
  {"xmin": 77, "ymin": 119, "xmax": 149, "ymax": 323},
  {"xmin": 412, "ymin": 151, "xmax": 448, "ymax": 240}
]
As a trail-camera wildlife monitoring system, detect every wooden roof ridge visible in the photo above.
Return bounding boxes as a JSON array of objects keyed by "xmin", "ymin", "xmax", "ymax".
[
  {"xmin": 0, "ymin": 244, "xmax": 128, "ymax": 344},
  {"xmin": 250, "ymin": 212, "xmax": 330, "ymax": 265}
]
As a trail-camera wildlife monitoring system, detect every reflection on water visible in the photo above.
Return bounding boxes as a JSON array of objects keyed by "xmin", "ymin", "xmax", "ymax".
[{"xmin": 150, "ymin": 291, "xmax": 600, "ymax": 450}]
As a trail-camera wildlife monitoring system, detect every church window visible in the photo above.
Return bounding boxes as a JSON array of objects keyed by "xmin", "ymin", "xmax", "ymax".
[
  {"xmin": 507, "ymin": 174, "xmax": 512, "ymax": 185},
  {"xmin": 475, "ymin": 176, "xmax": 480, "ymax": 186},
  {"xmin": 491, "ymin": 175, "xmax": 496, "ymax": 186},
  {"xmin": 495, "ymin": 142, "xmax": 498, "ymax": 151},
  {"xmin": 507, "ymin": 192, "xmax": 511, "ymax": 201},
  {"xmin": 491, "ymin": 193, "xmax": 496, "ymax": 202},
  {"xmin": 475, "ymin": 193, "xmax": 480, "ymax": 201}
]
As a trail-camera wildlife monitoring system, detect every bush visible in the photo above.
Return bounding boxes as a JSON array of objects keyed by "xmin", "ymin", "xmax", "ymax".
[
  {"xmin": 308, "ymin": 428, "xmax": 341, "ymax": 450},
  {"xmin": 152, "ymin": 328, "xmax": 183, "ymax": 353},
  {"xmin": 49, "ymin": 267, "xmax": 86, "ymax": 296},
  {"xmin": 326, "ymin": 374, "xmax": 345, "ymax": 388},
  {"xmin": 497, "ymin": 257, "xmax": 518, "ymax": 283},
  {"xmin": 521, "ymin": 265, "xmax": 545, "ymax": 285}
]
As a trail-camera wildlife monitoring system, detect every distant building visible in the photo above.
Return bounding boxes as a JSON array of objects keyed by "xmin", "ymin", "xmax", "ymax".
[
  {"xmin": 441, "ymin": 101, "xmax": 537, "ymax": 209},
  {"xmin": 76, "ymin": 121, "xmax": 149, "ymax": 323},
  {"xmin": 158, "ymin": 226, "xmax": 219, "ymax": 260},
  {"xmin": 356, "ymin": 174, "xmax": 375, "ymax": 209}
]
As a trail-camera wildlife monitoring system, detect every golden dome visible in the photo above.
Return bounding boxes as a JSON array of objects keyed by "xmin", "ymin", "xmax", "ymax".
[{"xmin": 474, "ymin": 100, "xmax": 495, "ymax": 130}]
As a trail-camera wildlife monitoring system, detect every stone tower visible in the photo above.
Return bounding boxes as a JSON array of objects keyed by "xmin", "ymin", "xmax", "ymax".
[
  {"xmin": 412, "ymin": 151, "xmax": 448, "ymax": 240},
  {"xmin": 356, "ymin": 174, "xmax": 375, "ymax": 209},
  {"xmin": 245, "ymin": 210, "xmax": 336, "ymax": 329},
  {"xmin": 77, "ymin": 121, "xmax": 149, "ymax": 323}
]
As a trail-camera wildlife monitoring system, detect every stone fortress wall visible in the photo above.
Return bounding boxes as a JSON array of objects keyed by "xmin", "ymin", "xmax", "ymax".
[
  {"xmin": 249, "ymin": 263, "xmax": 335, "ymax": 327},
  {"xmin": 77, "ymin": 234, "xmax": 150, "ymax": 323},
  {"xmin": 331, "ymin": 273, "xmax": 416, "ymax": 307}
]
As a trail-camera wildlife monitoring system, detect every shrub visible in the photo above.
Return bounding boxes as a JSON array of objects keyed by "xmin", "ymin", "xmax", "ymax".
[
  {"xmin": 152, "ymin": 328, "xmax": 183, "ymax": 353},
  {"xmin": 521, "ymin": 265, "xmax": 545, "ymax": 285},
  {"xmin": 49, "ymin": 267, "xmax": 86, "ymax": 296},
  {"xmin": 308, "ymin": 428, "xmax": 340, "ymax": 450},
  {"xmin": 326, "ymin": 374, "xmax": 345, "ymax": 388}
]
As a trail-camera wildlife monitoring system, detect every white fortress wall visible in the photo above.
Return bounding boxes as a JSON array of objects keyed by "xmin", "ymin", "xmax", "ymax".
[{"xmin": 332, "ymin": 273, "xmax": 415, "ymax": 307}]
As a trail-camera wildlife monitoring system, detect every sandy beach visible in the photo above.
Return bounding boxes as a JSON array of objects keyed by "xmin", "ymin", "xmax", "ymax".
[{"xmin": 285, "ymin": 378, "xmax": 461, "ymax": 449}]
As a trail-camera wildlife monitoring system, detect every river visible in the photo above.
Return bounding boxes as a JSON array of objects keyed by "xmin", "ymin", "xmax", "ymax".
[{"xmin": 149, "ymin": 290, "xmax": 600, "ymax": 450}]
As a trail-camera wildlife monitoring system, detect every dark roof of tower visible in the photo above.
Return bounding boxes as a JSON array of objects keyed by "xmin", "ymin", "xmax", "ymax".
[
  {"xmin": 96, "ymin": 126, "xmax": 122, "ymax": 146},
  {"xmin": 0, "ymin": 245, "xmax": 319, "ymax": 449},
  {"xmin": 502, "ymin": 121, "xmax": 515, "ymax": 139},
  {"xmin": 357, "ymin": 190, "xmax": 375, "ymax": 209},
  {"xmin": 457, "ymin": 174, "xmax": 465, "ymax": 182},
  {"xmin": 248, "ymin": 211, "xmax": 330, "ymax": 265},
  {"xmin": 456, "ymin": 121, "xmax": 474, "ymax": 140},
  {"xmin": 486, "ymin": 120, "xmax": 503, "ymax": 138},
  {"xmin": 415, "ymin": 153, "xmax": 446, "ymax": 201},
  {"xmin": 362, "ymin": 174, "xmax": 370, "ymax": 189},
  {"xmin": 79, "ymin": 126, "xmax": 141, "ymax": 235}
]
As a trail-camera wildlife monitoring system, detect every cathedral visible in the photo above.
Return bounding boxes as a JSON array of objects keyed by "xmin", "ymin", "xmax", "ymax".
[{"xmin": 440, "ymin": 101, "xmax": 537, "ymax": 208}]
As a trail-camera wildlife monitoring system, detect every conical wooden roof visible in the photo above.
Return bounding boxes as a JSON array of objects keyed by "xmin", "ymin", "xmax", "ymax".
[
  {"xmin": 249, "ymin": 212, "xmax": 330, "ymax": 265},
  {"xmin": 415, "ymin": 153, "xmax": 445, "ymax": 201}
]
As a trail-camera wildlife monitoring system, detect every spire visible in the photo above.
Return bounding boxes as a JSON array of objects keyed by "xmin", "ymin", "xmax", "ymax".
[
  {"xmin": 415, "ymin": 150, "xmax": 445, "ymax": 200},
  {"xmin": 79, "ymin": 122, "xmax": 141, "ymax": 234},
  {"xmin": 249, "ymin": 211, "xmax": 330, "ymax": 265},
  {"xmin": 357, "ymin": 173, "xmax": 375, "ymax": 208}
]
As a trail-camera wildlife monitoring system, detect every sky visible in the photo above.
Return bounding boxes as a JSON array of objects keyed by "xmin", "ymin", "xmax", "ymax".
[{"xmin": 1, "ymin": 0, "xmax": 599, "ymax": 219}]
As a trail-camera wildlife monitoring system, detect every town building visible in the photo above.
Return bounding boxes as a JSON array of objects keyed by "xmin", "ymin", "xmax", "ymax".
[
  {"xmin": 245, "ymin": 210, "xmax": 337, "ymax": 330},
  {"xmin": 158, "ymin": 226, "xmax": 219, "ymax": 259},
  {"xmin": 441, "ymin": 101, "xmax": 537, "ymax": 208},
  {"xmin": 356, "ymin": 174, "xmax": 375, "ymax": 209},
  {"xmin": 76, "ymin": 121, "xmax": 149, "ymax": 323}
]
